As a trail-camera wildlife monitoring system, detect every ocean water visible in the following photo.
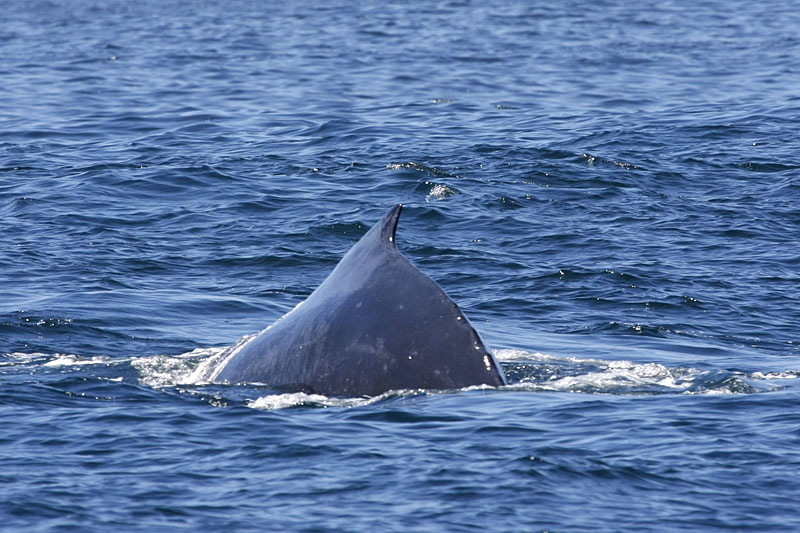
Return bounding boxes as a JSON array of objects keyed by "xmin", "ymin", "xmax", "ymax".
[{"xmin": 2, "ymin": 0, "xmax": 799, "ymax": 531}]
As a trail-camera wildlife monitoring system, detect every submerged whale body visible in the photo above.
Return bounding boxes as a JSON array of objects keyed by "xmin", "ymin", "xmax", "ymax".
[{"xmin": 211, "ymin": 204, "xmax": 507, "ymax": 396}]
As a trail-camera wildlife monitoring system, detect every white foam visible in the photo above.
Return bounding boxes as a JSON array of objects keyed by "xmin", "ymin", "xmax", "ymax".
[
  {"xmin": 42, "ymin": 354, "xmax": 112, "ymax": 367},
  {"xmin": 495, "ymin": 348, "xmax": 606, "ymax": 365},
  {"xmin": 123, "ymin": 344, "xmax": 797, "ymax": 397},
  {"xmin": 247, "ymin": 392, "xmax": 385, "ymax": 411},
  {"xmin": 425, "ymin": 183, "xmax": 457, "ymax": 202},
  {"xmin": 497, "ymin": 348, "xmax": 773, "ymax": 395},
  {"xmin": 132, "ymin": 346, "xmax": 226, "ymax": 388},
  {"xmin": 1, "ymin": 352, "xmax": 52, "ymax": 366},
  {"xmin": 750, "ymin": 370, "xmax": 799, "ymax": 380},
  {"xmin": 531, "ymin": 362, "xmax": 699, "ymax": 393},
  {"xmin": 185, "ymin": 335, "xmax": 257, "ymax": 384}
]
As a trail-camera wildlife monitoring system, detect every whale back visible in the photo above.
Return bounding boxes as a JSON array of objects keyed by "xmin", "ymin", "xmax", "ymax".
[{"xmin": 212, "ymin": 204, "xmax": 506, "ymax": 396}]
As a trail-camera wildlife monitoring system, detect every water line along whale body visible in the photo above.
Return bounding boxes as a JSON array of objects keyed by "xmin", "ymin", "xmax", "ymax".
[{"xmin": 210, "ymin": 204, "xmax": 507, "ymax": 396}]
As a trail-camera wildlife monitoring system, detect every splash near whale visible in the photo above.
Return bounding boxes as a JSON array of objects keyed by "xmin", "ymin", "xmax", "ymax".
[{"xmin": 210, "ymin": 204, "xmax": 506, "ymax": 396}]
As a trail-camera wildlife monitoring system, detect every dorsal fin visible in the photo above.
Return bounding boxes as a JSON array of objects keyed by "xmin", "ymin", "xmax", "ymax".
[
  {"xmin": 213, "ymin": 204, "xmax": 506, "ymax": 396},
  {"xmin": 375, "ymin": 203, "xmax": 402, "ymax": 247}
]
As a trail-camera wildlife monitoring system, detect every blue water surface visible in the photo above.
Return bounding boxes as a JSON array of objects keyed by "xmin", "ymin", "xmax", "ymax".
[{"xmin": 2, "ymin": 0, "xmax": 799, "ymax": 531}]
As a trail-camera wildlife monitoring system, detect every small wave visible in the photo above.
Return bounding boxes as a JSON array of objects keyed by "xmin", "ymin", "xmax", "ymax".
[
  {"xmin": 495, "ymin": 349, "xmax": 794, "ymax": 395},
  {"xmin": 424, "ymin": 181, "xmax": 458, "ymax": 202},
  {"xmin": 2, "ymin": 352, "xmax": 115, "ymax": 369},
  {"xmin": 1, "ymin": 352, "xmax": 52, "ymax": 366},
  {"xmin": 385, "ymin": 161, "xmax": 461, "ymax": 179},
  {"xmin": 750, "ymin": 370, "xmax": 800, "ymax": 380}
]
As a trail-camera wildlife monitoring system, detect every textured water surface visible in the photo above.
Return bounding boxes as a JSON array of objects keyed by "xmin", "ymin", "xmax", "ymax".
[{"xmin": 2, "ymin": 0, "xmax": 800, "ymax": 531}]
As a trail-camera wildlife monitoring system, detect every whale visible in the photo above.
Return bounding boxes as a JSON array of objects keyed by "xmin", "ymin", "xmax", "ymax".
[{"xmin": 209, "ymin": 204, "xmax": 507, "ymax": 396}]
